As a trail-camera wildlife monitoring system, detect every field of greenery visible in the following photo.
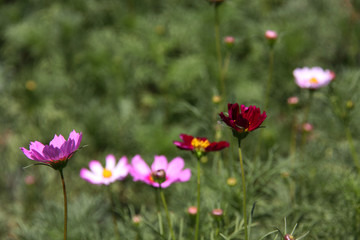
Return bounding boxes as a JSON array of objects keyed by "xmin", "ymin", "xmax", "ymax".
[{"xmin": 1, "ymin": 0, "xmax": 360, "ymax": 239}]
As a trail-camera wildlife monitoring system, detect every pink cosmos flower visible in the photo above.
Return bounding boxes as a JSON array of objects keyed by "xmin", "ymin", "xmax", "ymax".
[
  {"xmin": 80, "ymin": 155, "xmax": 130, "ymax": 185},
  {"xmin": 130, "ymin": 155, "xmax": 191, "ymax": 188},
  {"xmin": 20, "ymin": 130, "xmax": 82, "ymax": 170},
  {"xmin": 293, "ymin": 67, "xmax": 335, "ymax": 89}
]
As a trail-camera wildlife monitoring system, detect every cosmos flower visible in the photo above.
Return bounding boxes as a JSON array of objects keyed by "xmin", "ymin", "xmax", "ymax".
[
  {"xmin": 293, "ymin": 66, "xmax": 335, "ymax": 89},
  {"xmin": 20, "ymin": 130, "xmax": 82, "ymax": 170},
  {"xmin": 80, "ymin": 155, "xmax": 130, "ymax": 185},
  {"xmin": 173, "ymin": 134, "xmax": 229, "ymax": 158},
  {"xmin": 219, "ymin": 103, "xmax": 267, "ymax": 136},
  {"xmin": 130, "ymin": 155, "xmax": 191, "ymax": 188}
]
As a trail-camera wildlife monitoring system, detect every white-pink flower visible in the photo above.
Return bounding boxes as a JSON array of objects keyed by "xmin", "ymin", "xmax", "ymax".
[
  {"xmin": 130, "ymin": 155, "xmax": 191, "ymax": 188},
  {"xmin": 293, "ymin": 67, "xmax": 335, "ymax": 89},
  {"xmin": 80, "ymin": 155, "xmax": 130, "ymax": 185}
]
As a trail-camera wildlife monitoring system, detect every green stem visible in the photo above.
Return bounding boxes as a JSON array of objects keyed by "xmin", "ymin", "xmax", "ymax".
[
  {"xmin": 194, "ymin": 159, "xmax": 201, "ymax": 240},
  {"xmin": 289, "ymin": 114, "xmax": 298, "ymax": 158},
  {"xmin": 160, "ymin": 189, "xmax": 176, "ymax": 240},
  {"xmin": 59, "ymin": 170, "xmax": 67, "ymax": 240},
  {"xmin": 214, "ymin": 5, "xmax": 225, "ymax": 102},
  {"xmin": 345, "ymin": 125, "xmax": 360, "ymax": 172},
  {"xmin": 107, "ymin": 185, "xmax": 121, "ymax": 239},
  {"xmin": 238, "ymin": 140, "xmax": 248, "ymax": 240},
  {"xmin": 300, "ymin": 89, "xmax": 314, "ymax": 149}
]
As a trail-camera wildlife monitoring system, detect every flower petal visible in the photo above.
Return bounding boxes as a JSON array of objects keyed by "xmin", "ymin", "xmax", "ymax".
[
  {"xmin": 89, "ymin": 160, "xmax": 104, "ymax": 176},
  {"xmin": 105, "ymin": 154, "xmax": 116, "ymax": 170},
  {"xmin": 166, "ymin": 157, "xmax": 185, "ymax": 178},
  {"xmin": 80, "ymin": 168, "xmax": 103, "ymax": 184},
  {"xmin": 130, "ymin": 155, "xmax": 151, "ymax": 181},
  {"xmin": 151, "ymin": 156, "xmax": 168, "ymax": 172},
  {"xmin": 49, "ymin": 134, "xmax": 66, "ymax": 148}
]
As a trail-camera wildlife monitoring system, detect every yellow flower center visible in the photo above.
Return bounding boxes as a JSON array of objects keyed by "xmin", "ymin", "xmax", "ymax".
[
  {"xmin": 102, "ymin": 169, "xmax": 112, "ymax": 178},
  {"xmin": 309, "ymin": 77, "xmax": 318, "ymax": 84},
  {"xmin": 191, "ymin": 138, "xmax": 210, "ymax": 150}
]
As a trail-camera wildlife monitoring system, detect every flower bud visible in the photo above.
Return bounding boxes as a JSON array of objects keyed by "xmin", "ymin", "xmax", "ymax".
[
  {"xmin": 265, "ymin": 30, "xmax": 277, "ymax": 40},
  {"xmin": 151, "ymin": 169, "xmax": 166, "ymax": 184},
  {"xmin": 226, "ymin": 177, "xmax": 237, "ymax": 186},
  {"xmin": 284, "ymin": 234, "xmax": 295, "ymax": 240},
  {"xmin": 346, "ymin": 100, "xmax": 354, "ymax": 110},
  {"xmin": 211, "ymin": 208, "xmax": 224, "ymax": 221},
  {"xmin": 302, "ymin": 123, "xmax": 313, "ymax": 132},
  {"xmin": 224, "ymin": 36, "xmax": 235, "ymax": 48},
  {"xmin": 132, "ymin": 215, "xmax": 142, "ymax": 226},
  {"xmin": 25, "ymin": 175, "xmax": 36, "ymax": 185},
  {"xmin": 265, "ymin": 30, "xmax": 277, "ymax": 48},
  {"xmin": 187, "ymin": 206, "xmax": 198, "ymax": 216},
  {"xmin": 287, "ymin": 96, "xmax": 299, "ymax": 106}
]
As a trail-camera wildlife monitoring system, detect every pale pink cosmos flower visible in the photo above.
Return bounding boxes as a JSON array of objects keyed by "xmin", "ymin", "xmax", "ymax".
[
  {"xmin": 80, "ymin": 155, "xmax": 129, "ymax": 185},
  {"xmin": 293, "ymin": 67, "xmax": 335, "ymax": 89},
  {"xmin": 20, "ymin": 130, "xmax": 82, "ymax": 170},
  {"xmin": 265, "ymin": 30, "xmax": 277, "ymax": 40},
  {"xmin": 130, "ymin": 155, "xmax": 191, "ymax": 188}
]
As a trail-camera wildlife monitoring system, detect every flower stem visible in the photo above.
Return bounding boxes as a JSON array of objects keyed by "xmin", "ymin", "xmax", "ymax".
[
  {"xmin": 107, "ymin": 185, "xmax": 121, "ymax": 239},
  {"xmin": 194, "ymin": 159, "xmax": 201, "ymax": 240},
  {"xmin": 160, "ymin": 189, "xmax": 176, "ymax": 240},
  {"xmin": 237, "ymin": 140, "xmax": 248, "ymax": 240},
  {"xmin": 214, "ymin": 5, "xmax": 226, "ymax": 103},
  {"xmin": 59, "ymin": 169, "xmax": 67, "ymax": 240},
  {"xmin": 345, "ymin": 125, "xmax": 360, "ymax": 172},
  {"xmin": 300, "ymin": 89, "xmax": 314, "ymax": 149}
]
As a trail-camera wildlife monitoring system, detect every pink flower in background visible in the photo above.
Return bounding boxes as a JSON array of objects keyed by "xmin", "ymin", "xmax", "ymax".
[
  {"xmin": 287, "ymin": 96, "xmax": 299, "ymax": 105},
  {"xmin": 20, "ymin": 130, "xmax": 82, "ymax": 170},
  {"xmin": 265, "ymin": 30, "xmax": 277, "ymax": 40},
  {"xmin": 130, "ymin": 155, "xmax": 191, "ymax": 188},
  {"xmin": 293, "ymin": 67, "xmax": 335, "ymax": 89},
  {"xmin": 80, "ymin": 155, "xmax": 129, "ymax": 185}
]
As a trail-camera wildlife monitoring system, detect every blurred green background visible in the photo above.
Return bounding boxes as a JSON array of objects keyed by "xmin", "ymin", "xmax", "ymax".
[{"xmin": 1, "ymin": 0, "xmax": 360, "ymax": 239}]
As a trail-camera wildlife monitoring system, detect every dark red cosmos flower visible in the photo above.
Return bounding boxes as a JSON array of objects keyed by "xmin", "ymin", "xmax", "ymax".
[
  {"xmin": 174, "ymin": 134, "xmax": 229, "ymax": 158},
  {"xmin": 219, "ymin": 103, "xmax": 267, "ymax": 134}
]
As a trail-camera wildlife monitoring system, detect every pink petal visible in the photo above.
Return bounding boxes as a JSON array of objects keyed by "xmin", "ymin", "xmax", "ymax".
[
  {"xmin": 49, "ymin": 134, "xmax": 66, "ymax": 148},
  {"xmin": 113, "ymin": 156, "xmax": 129, "ymax": 179},
  {"xmin": 20, "ymin": 147, "xmax": 34, "ymax": 160},
  {"xmin": 89, "ymin": 160, "xmax": 104, "ymax": 175},
  {"xmin": 151, "ymin": 155, "xmax": 168, "ymax": 172},
  {"xmin": 69, "ymin": 130, "xmax": 82, "ymax": 150},
  {"xmin": 130, "ymin": 155, "xmax": 151, "ymax": 181},
  {"xmin": 178, "ymin": 168, "xmax": 191, "ymax": 182},
  {"xmin": 166, "ymin": 157, "xmax": 185, "ymax": 178},
  {"xmin": 80, "ymin": 168, "xmax": 103, "ymax": 184},
  {"xmin": 30, "ymin": 140, "xmax": 45, "ymax": 150},
  {"xmin": 105, "ymin": 154, "xmax": 116, "ymax": 170}
]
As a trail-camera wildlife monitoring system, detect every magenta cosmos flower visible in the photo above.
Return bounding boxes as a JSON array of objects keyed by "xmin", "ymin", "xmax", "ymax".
[
  {"xmin": 130, "ymin": 155, "xmax": 191, "ymax": 188},
  {"xmin": 293, "ymin": 66, "xmax": 335, "ymax": 89},
  {"xmin": 219, "ymin": 103, "xmax": 267, "ymax": 134},
  {"xmin": 20, "ymin": 130, "xmax": 82, "ymax": 170},
  {"xmin": 173, "ymin": 134, "xmax": 229, "ymax": 158},
  {"xmin": 80, "ymin": 155, "xmax": 129, "ymax": 185}
]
